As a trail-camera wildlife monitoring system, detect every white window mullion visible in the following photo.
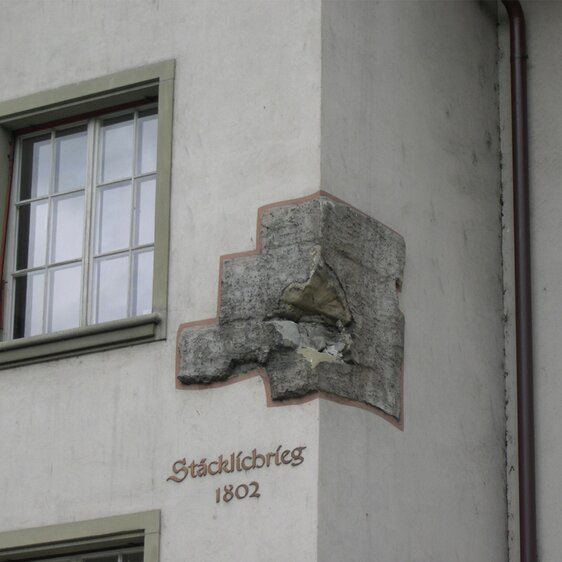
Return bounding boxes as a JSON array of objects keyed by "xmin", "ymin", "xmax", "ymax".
[
  {"xmin": 127, "ymin": 111, "xmax": 140, "ymax": 318},
  {"xmin": 81, "ymin": 119, "xmax": 97, "ymax": 327},
  {"xmin": 42, "ymin": 130, "xmax": 57, "ymax": 334}
]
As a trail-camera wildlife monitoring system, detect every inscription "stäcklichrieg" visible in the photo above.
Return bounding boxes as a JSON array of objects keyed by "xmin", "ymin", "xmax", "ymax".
[{"xmin": 166, "ymin": 445, "xmax": 307, "ymax": 483}]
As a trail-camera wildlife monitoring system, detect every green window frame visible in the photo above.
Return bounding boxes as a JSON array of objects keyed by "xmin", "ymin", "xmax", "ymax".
[
  {"xmin": 0, "ymin": 510, "xmax": 160, "ymax": 562},
  {"xmin": 0, "ymin": 61, "xmax": 174, "ymax": 368}
]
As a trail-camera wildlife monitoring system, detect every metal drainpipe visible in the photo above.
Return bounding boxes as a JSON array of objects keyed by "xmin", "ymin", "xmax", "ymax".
[{"xmin": 501, "ymin": 1, "xmax": 537, "ymax": 560}]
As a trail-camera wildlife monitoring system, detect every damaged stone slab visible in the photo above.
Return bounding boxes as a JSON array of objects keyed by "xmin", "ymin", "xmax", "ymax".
[{"xmin": 177, "ymin": 195, "xmax": 405, "ymax": 420}]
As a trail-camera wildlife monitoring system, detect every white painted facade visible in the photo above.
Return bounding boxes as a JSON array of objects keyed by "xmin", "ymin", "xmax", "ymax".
[{"xmin": 0, "ymin": 1, "xmax": 559, "ymax": 561}]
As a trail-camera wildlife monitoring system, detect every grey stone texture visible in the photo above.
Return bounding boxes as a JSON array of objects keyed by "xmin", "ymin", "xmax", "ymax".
[{"xmin": 177, "ymin": 196, "xmax": 405, "ymax": 418}]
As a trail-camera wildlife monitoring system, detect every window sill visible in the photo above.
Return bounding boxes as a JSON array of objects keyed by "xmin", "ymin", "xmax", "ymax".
[{"xmin": 0, "ymin": 313, "xmax": 162, "ymax": 369}]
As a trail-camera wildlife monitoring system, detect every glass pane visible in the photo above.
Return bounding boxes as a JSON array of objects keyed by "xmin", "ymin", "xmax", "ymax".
[
  {"xmin": 48, "ymin": 264, "xmax": 81, "ymax": 332},
  {"xmin": 134, "ymin": 176, "xmax": 155, "ymax": 246},
  {"xmin": 13, "ymin": 272, "xmax": 45, "ymax": 338},
  {"xmin": 123, "ymin": 552, "xmax": 144, "ymax": 562},
  {"xmin": 132, "ymin": 249, "xmax": 153, "ymax": 316},
  {"xmin": 16, "ymin": 200, "xmax": 48, "ymax": 270},
  {"xmin": 54, "ymin": 126, "xmax": 88, "ymax": 193},
  {"xmin": 95, "ymin": 182, "xmax": 132, "ymax": 254},
  {"xmin": 137, "ymin": 109, "xmax": 158, "ymax": 174},
  {"xmin": 99, "ymin": 114, "xmax": 134, "ymax": 183},
  {"xmin": 51, "ymin": 192, "xmax": 85, "ymax": 263},
  {"xmin": 92, "ymin": 254, "xmax": 129, "ymax": 323},
  {"xmin": 83, "ymin": 556, "xmax": 119, "ymax": 562},
  {"xmin": 20, "ymin": 134, "xmax": 51, "ymax": 200}
]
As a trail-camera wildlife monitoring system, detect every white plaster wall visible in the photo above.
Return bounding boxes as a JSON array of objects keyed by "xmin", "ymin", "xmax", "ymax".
[
  {"xmin": 500, "ymin": 2, "xmax": 562, "ymax": 560},
  {"xmin": 319, "ymin": 2, "xmax": 506, "ymax": 560},
  {"xmin": 11, "ymin": 1, "xmax": 561, "ymax": 560},
  {"xmin": 0, "ymin": 1, "xmax": 322, "ymax": 561}
]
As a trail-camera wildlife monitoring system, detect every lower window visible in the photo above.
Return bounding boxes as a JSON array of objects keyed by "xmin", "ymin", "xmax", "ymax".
[
  {"xmin": 29, "ymin": 546, "xmax": 142, "ymax": 562},
  {"xmin": 0, "ymin": 511, "xmax": 159, "ymax": 562}
]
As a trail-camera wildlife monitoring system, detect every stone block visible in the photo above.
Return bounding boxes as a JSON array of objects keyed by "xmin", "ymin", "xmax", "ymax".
[{"xmin": 177, "ymin": 196, "xmax": 405, "ymax": 419}]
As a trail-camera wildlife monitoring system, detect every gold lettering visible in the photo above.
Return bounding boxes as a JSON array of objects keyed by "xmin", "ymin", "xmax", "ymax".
[
  {"xmin": 274, "ymin": 445, "xmax": 282, "ymax": 466},
  {"xmin": 241, "ymin": 454, "xmax": 254, "ymax": 471},
  {"xmin": 225, "ymin": 452, "xmax": 235, "ymax": 473},
  {"xmin": 266, "ymin": 452, "xmax": 275, "ymax": 467},
  {"xmin": 197, "ymin": 458, "xmax": 208, "ymax": 477},
  {"xmin": 167, "ymin": 458, "xmax": 189, "ymax": 483},
  {"xmin": 291, "ymin": 446, "xmax": 307, "ymax": 466},
  {"xmin": 218, "ymin": 455, "xmax": 228, "ymax": 474},
  {"xmin": 166, "ymin": 445, "xmax": 307, "ymax": 483},
  {"xmin": 252, "ymin": 449, "xmax": 265, "ymax": 469},
  {"xmin": 281, "ymin": 449, "xmax": 292, "ymax": 465}
]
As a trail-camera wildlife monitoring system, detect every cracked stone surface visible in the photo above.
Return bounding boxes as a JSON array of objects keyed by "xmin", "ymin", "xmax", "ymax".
[{"xmin": 177, "ymin": 196, "xmax": 405, "ymax": 419}]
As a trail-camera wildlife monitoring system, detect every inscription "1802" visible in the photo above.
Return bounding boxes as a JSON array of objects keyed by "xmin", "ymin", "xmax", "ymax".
[{"xmin": 216, "ymin": 481, "xmax": 261, "ymax": 503}]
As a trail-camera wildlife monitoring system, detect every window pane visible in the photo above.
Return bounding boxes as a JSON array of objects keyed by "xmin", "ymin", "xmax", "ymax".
[
  {"xmin": 132, "ymin": 249, "xmax": 153, "ymax": 316},
  {"xmin": 51, "ymin": 192, "xmax": 85, "ymax": 263},
  {"xmin": 16, "ymin": 200, "xmax": 48, "ymax": 270},
  {"xmin": 123, "ymin": 552, "xmax": 144, "ymax": 562},
  {"xmin": 137, "ymin": 109, "xmax": 157, "ymax": 175},
  {"xmin": 92, "ymin": 254, "xmax": 129, "ymax": 323},
  {"xmin": 54, "ymin": 126, "xmax": 88, "ymax": 193},
  {"xmin": 48, "ymin": 264, "xmax": 81, "ymax": 332},
  {"xmin": 99, "ymin": 114, "xmax": 134, "ymax": 183},
  {"xmin": 134, "ymin": 176, "xmax": 155, "ymax": 246},
  {"xmin": 95, "ymin": 182, "xmax": 132, "ymax": 254},
  {"xmin": 20, "ymin": 134, "xmax": 51, "ymax": 200},
  {"xmin": 13, "ymin": 272, "xmax": 45, "ymax": 338},
  {"xmin": 82, "ymin": 556, "xmax": 119, "ymax": 562}
]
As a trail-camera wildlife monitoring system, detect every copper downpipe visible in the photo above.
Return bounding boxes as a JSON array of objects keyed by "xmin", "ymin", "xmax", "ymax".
[{"xmin": 501, "ymin": 1, "xmax": 537, "ymax": 560}]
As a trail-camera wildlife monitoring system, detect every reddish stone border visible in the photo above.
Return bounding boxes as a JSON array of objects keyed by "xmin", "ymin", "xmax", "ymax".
[{"xmin": 175, "ymin": 191, "xmax": 404, "ymax": 431}]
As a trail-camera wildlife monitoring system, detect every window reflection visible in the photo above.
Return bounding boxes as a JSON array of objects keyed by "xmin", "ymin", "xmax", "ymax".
[
  {"xmin": 16, "ymin": 200, "xmax": 48, "ymax": 270},
  {"xmin": 137, "ymin": 109, "xmax": 158, "ymax": 175},
  {"xmin": 20, "ymin": 134, "xmax": 51, "ymax": 200},
  {"xmin": 13, "ymin": 273, "xmax": 45, "ymax": 338},
  {"xmin": 132, "ymin": 249, "xmax": 153, "ymax": 316},
  {"xmin": 48, "ymin": 264, "xmax": 81, "ymax": 332},
  {"xmin": 95, "ymin": 182, "xmax": 132, "ymax": 254},
  {"xmin": 134, "ymin": 177, "xmax": 156, "ymax": 246},
  {"xmin": 99, "ymin": 115, "xmax": 134, "ymax": 184},
  {"xmin": 51, "ymin": 193, "xmax": 85, "ymax": 263},
  {"xmin": 93, "ymin": 254, "xmax": 129, "ymax": 323},
  {"xmin": 54, "ymin": 126, "xmax": 88, "ymax": 193}
]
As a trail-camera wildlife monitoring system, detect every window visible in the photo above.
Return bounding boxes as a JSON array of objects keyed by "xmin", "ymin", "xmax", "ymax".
[
  {"xmin": 0, "ymin": 511, "xmax": 160, "ymax": 562},
  {"xmin": 0, "ymin": 61, "xmax": 174, "ymax": 367},
  {"xmin": 13, "ymin": 107, "xmax": 157, "ymax": 337},
  {"xmin": 19, "ymin": 546, "xmax": 143, "ymax": 562}
]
